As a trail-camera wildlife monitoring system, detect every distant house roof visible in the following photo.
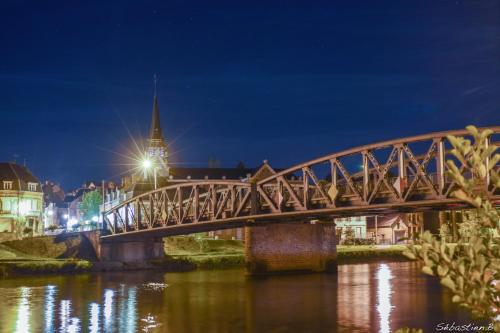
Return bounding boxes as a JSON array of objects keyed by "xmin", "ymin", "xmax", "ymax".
[
  {"xmin": 64, "ymin": 188, "xmax": 93, "ymax": 203},
  {"xmin": 0, "ymin": 162, "xmax": 42, "ymax": 192},
  {"xmin": 119, "ymin": 162, "xmax": 285, "ymax": 195},
  {"xmin": 168, "ymin": 161, "xmax": 284, "ymax": 181},
  {"xmin": 42, "ymin": 181, "xmax": 65, "ymax": 204},
  {"xmin": 168, "ymin": 167, "xmax": 254, "ymax": 180},
  {"xmin": 366, "ymin": 214, "xmax": 404, "ymax": 228}
]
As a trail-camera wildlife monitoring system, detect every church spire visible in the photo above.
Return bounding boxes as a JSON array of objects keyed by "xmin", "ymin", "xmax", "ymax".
[
  {"xmin": 149, "ymin": 74, "xmax": 163, "ymax": 141},
  {"xmin": 146, "ymin": 74, "xmax": 169, "ymax": 178}
]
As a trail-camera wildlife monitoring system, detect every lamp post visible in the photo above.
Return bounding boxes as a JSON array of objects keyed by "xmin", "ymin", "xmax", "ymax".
[{"xmin": 142, "ymin": 159, "xmax": 158, "ymax": 190}]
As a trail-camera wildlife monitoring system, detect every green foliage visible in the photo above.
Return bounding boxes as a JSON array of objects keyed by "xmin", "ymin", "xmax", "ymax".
[
  {"xmin": 439, "ymin": 220, "xmax": 451, "ymax": 239},
  {"xmin": 80, "ymin": 191, "xmax": 102, "ymax": 221},
  {"xmin": 22, "ymin": 227, "xmax": 33, "ymax": 235},
  {"xmin": 341, "ymin": 227, "xmax": 355, "ymax": 245},
  {"xmin": 458, "ymin": 213, "xmax": 475, "ymax": 241},
  {"xmin": 402, "ymin": 126, "xmax": 500, "ymax": 330}
]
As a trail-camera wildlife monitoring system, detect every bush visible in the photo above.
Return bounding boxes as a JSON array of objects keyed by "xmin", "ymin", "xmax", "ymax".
[
  {"xmin": 354, "ymin": 238, "xmax": 375, "ymax": 245},
  {"xmin": 22, "ymin": 227, "xmax": 33, "ymax": 235},
  {"xmin": 341, "ymin": 237, "xmax": 374, "ymax": 245},
  {"xmin": 47, "ymin": 224, "xmax": 58, "ymax": 232}
]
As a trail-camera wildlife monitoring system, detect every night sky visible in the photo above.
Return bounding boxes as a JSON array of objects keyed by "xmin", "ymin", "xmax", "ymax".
[{"xmin": 1, "ymin": 1, "xmax": 499, "ymax": 190}]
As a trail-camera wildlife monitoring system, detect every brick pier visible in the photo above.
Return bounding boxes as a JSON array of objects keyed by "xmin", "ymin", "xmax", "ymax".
[
  {"xmin": 244, "ymin": 221, "xmax": 337, "ymax": 275},
  {"xmin": 99, "ymin": 238, "xmax": 164, "ymax": 262}
]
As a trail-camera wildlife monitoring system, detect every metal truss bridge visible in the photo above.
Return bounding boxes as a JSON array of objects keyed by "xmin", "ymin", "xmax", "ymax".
[{"xmin": 102, "ymin": 128, "xmax": 500, "ymax": 240}]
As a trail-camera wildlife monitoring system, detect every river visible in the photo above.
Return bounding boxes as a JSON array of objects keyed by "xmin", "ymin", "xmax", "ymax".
[{"xmin": 0, "ymin": 261, "xmax": 484, "ymax": 332}]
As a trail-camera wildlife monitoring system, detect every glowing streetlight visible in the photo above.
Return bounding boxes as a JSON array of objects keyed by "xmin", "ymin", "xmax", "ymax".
[
  {"xmin": 141, "ymin": 158, "xmax": 158, "ymax": 190},
  {"xmin": 142, "ymin": 159, "xmax": 152, "ymax": 169}
]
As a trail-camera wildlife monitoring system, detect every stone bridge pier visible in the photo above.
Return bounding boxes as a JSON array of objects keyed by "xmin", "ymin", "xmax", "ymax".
[
  {"xmin": 99, "ymin": 237, "xmax": 164, "ymax": 262},
  {"xmin": 244, "ymin": 220, "xmax": 337, "ymax": 275}
]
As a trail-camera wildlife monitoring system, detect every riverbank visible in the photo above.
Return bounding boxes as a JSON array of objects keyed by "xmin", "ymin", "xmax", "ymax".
[
  {"xmin": 157, "ymin": 238, "xmax": 409, "ymax": 270},
  {"xmin": 0, "ymin": 236, "xmax": 410, "ymax": 277},
  {"xmin": 0, "ymin": 243, "xmax": 92, "ymax": 278}
]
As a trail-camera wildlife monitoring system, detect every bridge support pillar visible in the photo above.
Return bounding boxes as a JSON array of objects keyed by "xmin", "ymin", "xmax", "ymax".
[
  {"xmin": 245, "ymin": 221, "xmax": 337, "ymax": 275},
  {"xmin": 99, "ymin": 238, "xmax": 164, "ymax": 262}
]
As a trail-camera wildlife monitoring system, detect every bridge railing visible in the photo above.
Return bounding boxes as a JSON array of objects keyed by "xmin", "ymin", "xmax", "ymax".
[
  {"xmin": 103, "ymin": 181, "xmax": 252, "ymax": 234},
  {"xmin": 103, "ymin": 127, "xmax": 499, "ymax": 236},
  {"xmin": 254, "ymin": 127, "xmax": 500, "ymax": 214}
]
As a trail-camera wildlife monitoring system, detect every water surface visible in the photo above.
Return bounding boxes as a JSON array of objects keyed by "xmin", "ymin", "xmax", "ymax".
[{"xmin": 0, "ymin": 262, "xmax": 480, "ymax": 332}]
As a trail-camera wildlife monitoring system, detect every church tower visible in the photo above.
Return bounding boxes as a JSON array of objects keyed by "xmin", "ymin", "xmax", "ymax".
[{"xmin": 146, "ymin": 76, "xmax": 169, "ymax": 177}]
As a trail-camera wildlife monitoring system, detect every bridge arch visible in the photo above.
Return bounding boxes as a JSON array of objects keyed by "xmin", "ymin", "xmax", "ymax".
[{"xmin": 102, "ymin": 127, "xmax": 500, "ymax": 239}]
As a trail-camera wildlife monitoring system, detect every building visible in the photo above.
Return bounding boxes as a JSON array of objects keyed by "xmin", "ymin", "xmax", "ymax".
[
  {"xmin": 0, "ymin": 162, "xmax": 43, "ymax": 240},
  {"xmin": 335, "ymin": 216, "xmax": 367, "ymax": 241},
  {"xmin": 101, "ymin": 84, "xmax": 284, "ymax": 240},
  {"xmin": 42, "ymin": 180, "xmax": 66, "ymax": 230},
  {"xmin": 145, "ymin": 81, "xmax": 169, "ymax": 178},
  {"xmin": 334, "ymin": 211, "xmax": 441, "ymax": 245}
]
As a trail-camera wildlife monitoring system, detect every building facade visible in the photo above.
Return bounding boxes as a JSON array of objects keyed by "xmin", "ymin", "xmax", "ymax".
[
  {"xmin": 335, "ymin": 216, "xmax": 367, "ymax": 241},
  {"xmin": 0, "ymin": 163, "xmax": 43, "ymax": 240}
]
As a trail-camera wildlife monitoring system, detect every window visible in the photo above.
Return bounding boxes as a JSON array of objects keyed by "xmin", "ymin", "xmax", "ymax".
[
  {"xmin": 28, "ymin": 183, "xmax": 37, "ymax": 191},
  {"xmin": 3, "ymin": 181, "xmax": 12, "ymax": 190},
  {"xmin": 3, "ymin": 198, "xmax": 11, "ymax": 212}
]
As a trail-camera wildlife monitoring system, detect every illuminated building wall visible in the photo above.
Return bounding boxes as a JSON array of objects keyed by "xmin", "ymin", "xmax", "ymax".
[{"xmin": 0, "ymin": 162, "xmax": 43, "ymax": 239}]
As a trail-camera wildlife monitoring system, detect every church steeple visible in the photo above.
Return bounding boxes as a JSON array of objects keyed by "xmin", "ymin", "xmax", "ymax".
[
  {"xmin": 149, "ymin": 75, "xmax": 164, "ymax": 141},
  {"xmin": 146, "ymin": 74, "xmax": 169, "ymax": 177}
]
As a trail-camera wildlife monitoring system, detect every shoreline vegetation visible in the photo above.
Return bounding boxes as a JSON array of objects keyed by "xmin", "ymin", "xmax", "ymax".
[{"xmin": 0, "ymin": 236, "xmax": 410, "ymax": 278}]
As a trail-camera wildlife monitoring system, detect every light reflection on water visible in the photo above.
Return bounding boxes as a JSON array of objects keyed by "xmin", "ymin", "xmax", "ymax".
[
  {"xmin": 103, "ymin": 289, "xmax": 114, "ymax": 332},
  {"xmin": 44, "ymin": 285, "xmax": 56, "ymax": 332},
  {"xmin": 0, "ymin": 262, "xmax": 478, "ymax": 332},
  {"xmin": 89, "ymin": 303, "xmax": 99, "ymax": 333},
  {"xmin": 14, "ymin": 287, "xmax": 30, "ymax": 333},
  {"xmin": 376, "ymin": 264, "xmax": 394, "ymax": 333}
]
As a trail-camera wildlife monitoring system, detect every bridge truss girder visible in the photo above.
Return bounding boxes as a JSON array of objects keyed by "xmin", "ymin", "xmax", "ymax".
[{"xmin": 102, "ymin": 127, "xmax": 500, "ymax": 239}]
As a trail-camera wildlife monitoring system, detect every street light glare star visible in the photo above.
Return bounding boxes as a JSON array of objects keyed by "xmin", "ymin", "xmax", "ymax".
[{"xmin": 142, "ymin": 159, "xmax": 152, "ymax": 169}]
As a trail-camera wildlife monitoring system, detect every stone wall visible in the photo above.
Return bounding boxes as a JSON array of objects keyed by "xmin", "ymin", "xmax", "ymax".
[
  {"xmin": 245, "ymin": 222, "xmax": 337, "ymax": 274},
  {"xmin": 1, "ymin": 231, "xmax": 101, "ymax": 260},
  {"xmin": 99, "ymin": 238, "xmax": 164, "ymax": 262}
]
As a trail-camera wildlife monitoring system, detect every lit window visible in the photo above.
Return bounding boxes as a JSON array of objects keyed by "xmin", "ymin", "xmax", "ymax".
[
  {"xmin": 3, "ymin": 181, "xmax": 12, "ymax": 190},
  {"xmin": 3, "ymin": 198, "xmax": 11, "ymax": 211},
  {"xmin": 28, "ymin": 183, "xmax": 37, "ymax": 191}
]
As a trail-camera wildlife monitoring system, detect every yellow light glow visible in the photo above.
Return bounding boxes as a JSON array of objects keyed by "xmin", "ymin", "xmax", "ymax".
[
  {"xmin": 376, "ymin": 263, "xmax": 394, "ymax": 333},
  {"xmin": 14, "ymin": 287, "xmax": 31, "ymax": 333},
  {"xmin": 19, "ymin": 200, "xmax": 31, "ymax": 216},
  {"xmin": 142, "ymin": 159, "xmax": 152, "ymax": 169}
]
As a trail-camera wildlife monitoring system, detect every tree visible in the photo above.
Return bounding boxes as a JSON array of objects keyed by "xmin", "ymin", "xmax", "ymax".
[
  {"xmin": 22, "ymin": 226, "xmax": 33, "ymax": 237},
  {"xmin": 402, "ymin": 126, "xmax": 500, "ymax": 331},
  {"xmin": 342, "ymin": 227, "xmax": 356, "ymax": 245},
  {"xmin": 80, "ymin": 191, "xmax": 103, "ymax": 222}
]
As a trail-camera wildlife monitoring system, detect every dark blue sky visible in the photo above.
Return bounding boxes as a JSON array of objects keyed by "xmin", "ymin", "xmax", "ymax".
[{"xmin": 1, "ymin": 1, "xmax": 499, "ymax": 189}]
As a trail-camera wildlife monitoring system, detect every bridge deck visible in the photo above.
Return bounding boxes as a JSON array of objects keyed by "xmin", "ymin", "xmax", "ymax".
[{"xmin": 102, "ymin": 127, "xmax": 500, "ymax": 241}]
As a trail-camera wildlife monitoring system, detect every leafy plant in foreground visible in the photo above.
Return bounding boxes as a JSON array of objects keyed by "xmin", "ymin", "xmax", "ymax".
[{"xmin": 402, "ymin": 126, "xmax": 500, "ymax": 331}]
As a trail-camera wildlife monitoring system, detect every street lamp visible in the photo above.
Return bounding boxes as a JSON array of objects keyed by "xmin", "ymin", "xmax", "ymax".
[
  {"xmin": 142, "ymin": 159, "xmax": 152, "ymax": 169},
  {"xmin": 142, "ymin": 158, "xmax": 158, "ymax": 190}
]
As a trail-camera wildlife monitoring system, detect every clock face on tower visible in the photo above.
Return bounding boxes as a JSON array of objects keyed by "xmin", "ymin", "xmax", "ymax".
[{"xmin": 148, "ymin": 147, "xmax": 167, "ymax": 158}]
